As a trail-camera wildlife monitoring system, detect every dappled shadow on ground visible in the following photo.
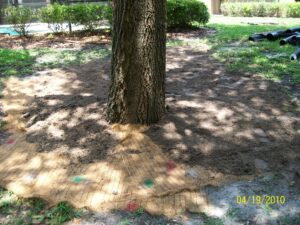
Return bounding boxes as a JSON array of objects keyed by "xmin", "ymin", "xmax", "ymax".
[
  {"xmin": 0, "ymin": 44, "xmax": 299, "ymax": 218},
  {"xmin": 23, "ymin": 58, "xmax": 113, "ymax": 164},
  {"xmin": 147, "ymin": 46, "xmax": 300, "ymax": 176}
]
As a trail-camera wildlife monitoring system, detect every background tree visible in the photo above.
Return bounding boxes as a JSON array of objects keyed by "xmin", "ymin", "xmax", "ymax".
[{"xmin": 107, "ymin": 0, "xmax": 166, "ymax": 124}]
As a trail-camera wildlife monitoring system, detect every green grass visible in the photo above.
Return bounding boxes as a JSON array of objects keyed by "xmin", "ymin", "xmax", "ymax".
[
  {"xmin": 205, "ymin": 23, "xmax": 300, "ymax": 83},
  {"xmin": 30, "ymin": 47, "xmax": 110, "ymax": 69},
  {"xmin": 0, "ymin": 46, "xmax": 110, "ymax": 78},
  {"xmin": 168, "ymin": 19, "xmax": 300, "ymax": 83},
  {"xmin": 2, "ymin": 21, "xmax": 299, "ymax": 85},
  {"xmin": 0, "ymin": 187, "xmax": 82, "ymax": 225},
  {"xmin": 0, "ymin": 49, "xmax": 35, "ymax": 77},
  {"xmin": 46, "ymin": 202, "xmax": 82, "ymax": 224},
  {"xmin": 132, "ymin": 207, "xmax": 145, "ymax": 217}
]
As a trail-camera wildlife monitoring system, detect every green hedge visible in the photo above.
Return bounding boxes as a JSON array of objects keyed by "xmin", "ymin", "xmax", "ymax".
[
  {"xmin": 2, "ymin": 0, "xmax": 209, "ymax": 35},
  {"xmin": 94, "ymin": 0, "xmax": 210, "ymax": 29},
  {"xmin": 167, "ymin": 0, "xmax": 209, "ymax": 28},
  {"xmin": 37, "ymin": 0, "xmax": 210, "ymax": 29},
  {"xmin": 39, "ymin": 3, "xmax": 111, "ymax": 33},
  {"xmin": 287, "ymin": 2, "xmax": 300, "ymax": 17},
  {"xmin": 221, "ymin": 2, "xmax": 300, "ymax": 18},
  {"xmin": 39, "ymin": 3, "xmax": 69, "ymax": 32}
]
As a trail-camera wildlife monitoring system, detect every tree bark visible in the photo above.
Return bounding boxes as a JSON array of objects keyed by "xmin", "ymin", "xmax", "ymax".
[{"xmin": 107, "ymin": 0, "xmax": 166, "ymax": 124}]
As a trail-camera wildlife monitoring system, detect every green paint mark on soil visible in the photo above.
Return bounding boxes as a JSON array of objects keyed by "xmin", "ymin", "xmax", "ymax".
[
  {"xmin": 144, "ymin": 179, "xmax": 154, "ymax": 188},
  {"xmin": 71, "ymin": 176, "xmax": 85, "ymax": 183}
]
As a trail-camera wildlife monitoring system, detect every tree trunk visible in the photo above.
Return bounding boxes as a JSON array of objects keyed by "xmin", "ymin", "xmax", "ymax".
[{"xmin": 107, "ymin": 0, "xmax": 166, "ymax": 124}]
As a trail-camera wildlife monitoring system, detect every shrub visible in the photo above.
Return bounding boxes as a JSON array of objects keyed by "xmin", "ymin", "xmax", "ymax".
[
  {"xmin": 3, "ymin": 6, "xmax": 35, "ymax": 36},
  {"xmin": 39, "ymin": 3, "xmax": 112, "ymax": 33},
  {"xmin": 68, "ymin": 4, "xmax": 106, "ymax": 32},
  {"xmin": 286, "ymin": 3, "xmax": 300, "ymax": 17},
  {"xmin": 39, "ymin": 3, "xmax": 68, "ymax": 33},
  {"xmin": 221, "ymin": 2, "xmax": 300, "ymax": 18},
  {"xmin": 254, "ymin": 3, "xmax": 268, "ymax": 17},
  {"xmin": 241, "ymin": 3, "xmax": 252, "ymax": 17},
  {"xmin": 267, "ymin": 3, "xmax": 282, "ymax": 17},
  {"xmin": 167, "ymin": 0, "xmax": 209, "ymax": 28},
  {"xmin": 37, "ymin": 0, "xmax": 209, "ymax": 34}
]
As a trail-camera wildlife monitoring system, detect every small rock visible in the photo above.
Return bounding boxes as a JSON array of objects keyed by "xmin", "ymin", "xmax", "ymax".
[
  {"xmin": 186, "ymin": 169, "xmax": 198, "ymax": 179},
  {"xmin": 259, "ymin": 137, "xmax": 271, "ymax": 143},
  {"xmin": 184, "ymin": 129, "xmax": 192, "ymax": 136},
  {"xmin": 253, "ymin": 128, "xmax": 267, "ymax": 137}
]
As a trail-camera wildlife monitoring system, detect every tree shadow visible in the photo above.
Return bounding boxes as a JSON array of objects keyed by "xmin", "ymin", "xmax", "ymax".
[
  {"xmin": 146, "ymin": 46, "xmax": 300, "ymax": 176},
  {"xmin": 0, "ymin": 37, "xmax": 299, "ymax": 218},
  {"xmin": 22, "ymin": 55, "xmax": 114, "ymax": 164}
]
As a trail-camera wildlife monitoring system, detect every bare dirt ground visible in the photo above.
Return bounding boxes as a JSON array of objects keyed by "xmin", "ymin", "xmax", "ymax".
[
  {"xmin": 1, "ymin": 31, "xmax": 300, "ymax": 224},
  {"xmin": 0, "ymin": 28, "xmax": 211, "ymax": 50},
  {"xmin": 16, "ymin": 42, "xmax": 300, "ymax": 178},
  {"xmin": 0, "ymin": 32, "xmax": 111, "ymax": 50}
]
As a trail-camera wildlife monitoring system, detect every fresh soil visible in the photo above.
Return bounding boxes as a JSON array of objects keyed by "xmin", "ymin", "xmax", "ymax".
[
  {"xmin": 0, "ymin": 31, "xmax": 300, "ymax": 224},
  {"xmin": 24, "ymin": 59, "xmax": 116, "ymax": 164},
  {"xmin": 148, "ymin": 47, "xmax": 300, "ymax": 176},
  {"xmin": 12, "ymin": 35, "xmax": 299, "ymax": 178},
  {"xmin": 1, "ymin": 29, "xmax": 300, "ymax": 224}
]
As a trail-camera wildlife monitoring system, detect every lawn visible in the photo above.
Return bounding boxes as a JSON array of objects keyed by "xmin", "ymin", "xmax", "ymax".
[
  {"xmin": 0, "ymin": 47, "xmax": 110, "ymax": 77},
  {"xmin": 168, "ymin": 17, "xmax": 300, "ymax": 83},
  {"xmin": 0, "ymin": 187, "xmax": 82, "ymax": 225},
  {"xmin": 207, "ymin": 23, "xmax": 300, "ymax": 83}
]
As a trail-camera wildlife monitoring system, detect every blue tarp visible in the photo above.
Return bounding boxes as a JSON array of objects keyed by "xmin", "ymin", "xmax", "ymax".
[{"xmin": 0, "ymin": 27, "xmax": 19, "ymax": 36}]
